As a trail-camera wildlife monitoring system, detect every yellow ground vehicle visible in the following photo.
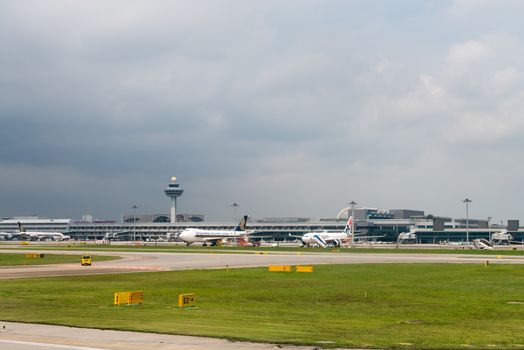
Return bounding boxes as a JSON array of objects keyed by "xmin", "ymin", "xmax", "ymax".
[{"xmin": 81, "ymin": 254, "xmax": 92, "ymax": 266}]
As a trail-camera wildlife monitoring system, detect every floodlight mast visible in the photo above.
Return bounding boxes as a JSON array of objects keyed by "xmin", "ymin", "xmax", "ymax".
[
  {"xmin": 462, "ymin": 198, "xmax": 472, "ymax": 243},
  {"xmin": 131, "ymin": 204, "xmax": 138, "ymax": 243},
  {"xmin": 231, "ymin": 203, "xmax": 239, "ymax": 222},
  {"xmin": 488, "ymin": 216, "xmax": 492, "ymax": 242},
  {"xmin": 348, "ymin": 201, "xmax": 357, "ymax": 248}
]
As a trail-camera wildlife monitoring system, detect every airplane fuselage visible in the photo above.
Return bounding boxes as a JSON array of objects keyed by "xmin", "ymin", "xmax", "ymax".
[
  {"xmin": 20, "ymin": 231, "xmax": 69, "ymax": 241},
  {"xmin": 178, "ymin": 215, "xmax": 250, "ymax": 246},
  {"xmin": 16, "ymin": 222, "xmax": 69, "ymax": 241},
  {"xmin": 301, "ymin": 231, "xmax": 351, "ymax": 247},
  {"xmin": 178, "ymin": 228, "xmax": 250, "ymax": 245}
]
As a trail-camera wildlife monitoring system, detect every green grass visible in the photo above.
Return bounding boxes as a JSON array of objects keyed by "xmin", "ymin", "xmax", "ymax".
[
  {"xmin": 1, "ymin": 264, "xmax": 524, "ymax": 349},
  {"xmin": 0, "ymin": 253, "xmax": 119, "ymax": 266}
]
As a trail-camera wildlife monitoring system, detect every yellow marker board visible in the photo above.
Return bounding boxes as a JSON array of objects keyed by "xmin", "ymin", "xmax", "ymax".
[
  {"xmin": 114, "ymin": 291, "xmax": 129, "ymax": 305},
  {"xmin": 178, "ymin": 293, "xmax": 196, "ymax": 308},
  {"xmin": 295, "ymin": 265, "xmax": 314, "ymax": 273},
  {"xmin": 25, "ymin": 253, "xmax": 44, "ymax": 258},
  {"xmin": 268, "ymin": 265, "xmax": 292, "ymax": 272},
  {"xmin": 114, "ymin": 291, "xmax": 144, "ymax": 306}
]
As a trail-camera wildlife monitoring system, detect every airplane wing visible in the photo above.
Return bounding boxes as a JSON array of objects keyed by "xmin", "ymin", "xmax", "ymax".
[
  {"xmin": 200, "ymin": 238, "xmax": 223, "ymax": 246},
  {"xmin": 200, "ymin": 237, "xmax": 222, "ymax": 242},
  {"xmin": 15, "ymin": 233, "xmax": 32, "ymax": 240}
]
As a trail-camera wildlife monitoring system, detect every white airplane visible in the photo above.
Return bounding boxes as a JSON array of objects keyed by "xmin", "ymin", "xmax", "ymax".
[
  {"xmin": 300, "ymin": 216, "xmax": 353, "ymax": 248},
  {"xmin": 0, "ymin": 232, "xmax": 13, "ymax": 240},
  {"xmin": 16, "ymin": 222, "xmax": 70, "ymax": 241},
  {"xmin": 178, "ymin": 215, "xmax": 252, "ymax": 246},
  {"xmin": 491, "ymin": 230, "xmax": 513, "ymax": 245}
]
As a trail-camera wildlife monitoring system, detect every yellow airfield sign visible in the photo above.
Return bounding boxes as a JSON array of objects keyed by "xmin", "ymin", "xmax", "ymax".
[
  {"xmin": 178, "ymin": 293, "xmax": 196, "ymax": 308},
  {"xmin": 114, "ymin": 291, "xmax": 144, "ymax": 306}
]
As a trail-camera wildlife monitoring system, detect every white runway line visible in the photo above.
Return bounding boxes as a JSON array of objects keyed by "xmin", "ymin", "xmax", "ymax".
[{"xmin": 0, "ymin": 339, "xmax": 111, "ymax": 350}]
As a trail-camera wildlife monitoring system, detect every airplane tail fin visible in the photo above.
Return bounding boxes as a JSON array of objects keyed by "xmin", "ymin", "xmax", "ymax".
[
  {"xmin": 312, "ymin": 234, "xmax": 327, "ymax": 248},
  {"xmin": 235, "ymin": 215, "xmax": 248, "ymax": 231},
  {"xmin": 18, "ymin": 222, "xmax": 26, "ymax": 233},
  {"xmin": 344, "ymin": 216, "xmax": 353, "ymax": 235}
]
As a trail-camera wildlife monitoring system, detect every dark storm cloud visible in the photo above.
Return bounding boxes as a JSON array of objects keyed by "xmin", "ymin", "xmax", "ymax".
[{"xmin": 2, "ymin": 0, "xmax": 524, "ymax": 222}]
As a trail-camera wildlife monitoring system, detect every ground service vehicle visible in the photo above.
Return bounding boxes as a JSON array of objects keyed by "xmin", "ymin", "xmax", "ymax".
[{"xmin": 81, "ymin": 254, "xmax": 92, "ymax": 266}]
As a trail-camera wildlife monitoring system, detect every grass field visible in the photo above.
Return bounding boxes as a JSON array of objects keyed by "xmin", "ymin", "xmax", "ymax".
[
  {"xmin": 1, "ymin": 264, "xmax": 524, "ymax": 349},
  {"xmin": 0, "ymin": 253, "xmax": 119, "ymax": 266}
]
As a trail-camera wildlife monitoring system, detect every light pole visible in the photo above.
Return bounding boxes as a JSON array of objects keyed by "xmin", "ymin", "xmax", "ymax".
[
  {"xmin": 348, "ymin": 201, "xmax": 357, "ymax": 248},
  {"xmin": 487, "ymin": 216, "xmax": 492, "ymax": 242},
  {"xmin": 462, "ymin": 199, "xmax": 472, "ymax": 243},
  {"xmin": 231, "ymin": 203, "xmax": 239, "ymax": 223},
  {"xmin": 132, "ymin": 204, "xmax": 138, "ymax": 243}
]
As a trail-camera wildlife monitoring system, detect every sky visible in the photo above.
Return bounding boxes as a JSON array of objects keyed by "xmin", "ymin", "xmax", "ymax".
[{"xmin": 1, "ymin": 0, "xmax": 524, "ymax": 223}]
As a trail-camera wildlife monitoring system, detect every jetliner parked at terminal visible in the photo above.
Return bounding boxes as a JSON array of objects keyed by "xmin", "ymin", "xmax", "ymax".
[
  {"xmin": 300, "ymin": 216, "xmax": 354, "ymax": 248},
  {"xmin": 178, "ymin": 215, "xmax": 252, "ymax": 246},
  {"xmin": 0, "ymin": 232, "xmax": 12, "ymax": 240},
  {"xmin": 16, "ymin": 222, "xmax": 70, "ymax": 241},
  {"xmin": 491, "ymin": 230, "xmax": 514, "ymax": 244}
]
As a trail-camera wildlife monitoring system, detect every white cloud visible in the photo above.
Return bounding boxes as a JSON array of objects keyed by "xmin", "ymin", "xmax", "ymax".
[
  {"xmin": 492, "ymin": 67, "xmax": 523, "ymax": 93},
  {"xmin": 395, "ymin": 74, "xmax": 448, "ymax": 118},
  {"xmin": 445, "ymin": 40, "xmax": 496, "ymax": 69},
  {"xmin": 448, "ymin": 0, "xmax": 524, "ymax": 17},
  {"xmin": 444, "ymin": 112, "xmax": 511, "ymax": 143}
]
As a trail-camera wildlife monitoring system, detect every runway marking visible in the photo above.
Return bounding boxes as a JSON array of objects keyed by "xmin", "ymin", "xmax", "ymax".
[
  {"xmin": 99, "ymin": 266, "xmax": 167, "ymax": 271},
  {"xmin": 0, "ymin": 339, "xmax": 110, "ymax": 350}
]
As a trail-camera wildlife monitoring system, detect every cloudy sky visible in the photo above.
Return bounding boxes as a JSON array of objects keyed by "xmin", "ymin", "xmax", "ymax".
[{"xmin": 1, "ymin": 0, "xmax": 524, "ymax": 223}]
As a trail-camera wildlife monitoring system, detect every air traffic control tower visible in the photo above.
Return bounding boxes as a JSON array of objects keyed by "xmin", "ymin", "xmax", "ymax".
[{"xmin": 164, "ymin": 176, "xmax": 184, "ymax": 223}]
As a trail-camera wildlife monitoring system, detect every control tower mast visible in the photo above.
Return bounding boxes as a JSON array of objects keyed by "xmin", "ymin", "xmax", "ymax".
[{"xmin": 164, "ymin": 177, "xmax": 184, "ymax": 223}]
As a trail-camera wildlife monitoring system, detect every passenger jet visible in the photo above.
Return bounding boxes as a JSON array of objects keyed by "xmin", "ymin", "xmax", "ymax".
[
  {"xmin": 178, "ymin": 215, "xmax": 252, "ymax": 246},
  {"xmin": 16, "ymin": 222, "xmax": 70, "ymax": 241},
  {"xmin": 300, "ymin": 216, "xmax": 353, "ymax": 248}
]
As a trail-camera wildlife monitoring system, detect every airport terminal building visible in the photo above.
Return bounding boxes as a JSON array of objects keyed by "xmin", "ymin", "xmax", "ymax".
[{"xmin": 1, "ymin": 210, "xmax": 522, "ymax": 244}]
